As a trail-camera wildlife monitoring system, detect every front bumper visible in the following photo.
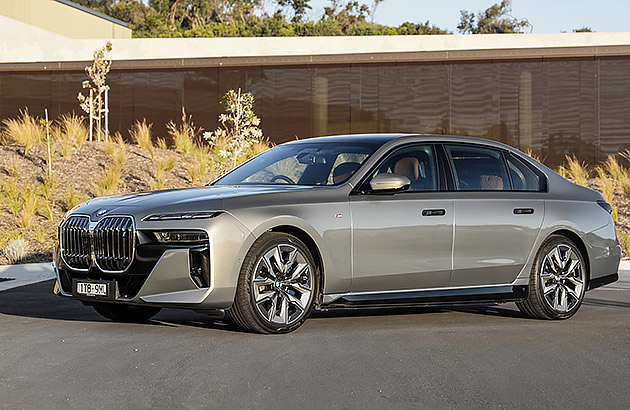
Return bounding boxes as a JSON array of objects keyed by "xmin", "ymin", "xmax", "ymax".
[{"xmin": 54, "ymin": 212, "xmax": 256, "ymax": 309}]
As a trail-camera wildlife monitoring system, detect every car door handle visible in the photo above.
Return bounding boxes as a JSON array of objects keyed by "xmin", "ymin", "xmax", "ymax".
[
  {"xmin": 513, "ymin": 208, "xmax": 534, "ymax": 215},
  {"xmin": 422, "ymin": 209, "xmax": 446, "ymax": 216}
]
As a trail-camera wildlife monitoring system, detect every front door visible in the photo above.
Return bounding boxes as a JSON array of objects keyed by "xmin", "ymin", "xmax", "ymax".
[{"xmin": 350, "ymin": 144, "xmax": 454, "ymax": 293}]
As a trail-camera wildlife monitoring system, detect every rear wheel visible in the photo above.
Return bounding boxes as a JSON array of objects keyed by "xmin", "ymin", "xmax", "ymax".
[
  {"xmin": 517, "ymin": 235, "xmax": 586, "ymax": 319},
  {"xmin": 230, "ymin": 232, "xmax": 318, "ymax": 334},
  {"xmin": 92, "ymin": 303, "xmax": 162, "ymax": 323}
]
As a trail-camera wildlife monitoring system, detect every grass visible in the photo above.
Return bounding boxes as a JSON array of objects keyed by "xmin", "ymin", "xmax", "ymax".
[
  {"xmin": 186, "ymin": 145, "xmax": 212, "ymax": 184},
  {"xmin": 130, "ymin": 119, "xmax": 154, "ymax": 160},
  {"xmin": 151, "ymin": 156, "xmax": 178, "ymax": 190},
  {"xmin": 156, "ymin": 137, "xmax": 168, "ymax": 151},
  {"xmin": 168, "ymin": 108, "xmax": 200, "ymax": 154},
  {"xmin": 18, "ymin": 188, "xmax": 40, "ymax": 229},
  {"xmin": 43, "ymin": 202, "xmax": 54, "ymax": 221},
  {"xmin": 39, "ymin": 173, "xmax": 58, "ymax": 201},
  {"xmin": 2, "ymin": 238, "xmax": 29, "ymax": 264},
  {"xmin": 59, "ymin": 113, "xmax": 88, "ymax": 149},
  {"xmin": 94, "ymin": 136, "xmax": 127, "ymax": 197},
  {"xmin": 63, "ymin": 188, "xmax": 87, "ymax": 212},
  {"xmin": 1, "ymin": 108, "xmax": 43, "ymax": 156},
  {"xmin": 617, "ymin": 229, "xmax": 630, "ymax": 255},
  {"xmin": 603, "ymin": 155, "xmax": 628, "ymax": 184},
  {"xmin": 564, "ymin": 155, "xmax": 590, "ymax": 186}
]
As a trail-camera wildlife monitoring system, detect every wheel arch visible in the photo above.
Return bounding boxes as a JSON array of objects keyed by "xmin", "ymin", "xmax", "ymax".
[
  {"xmin": 548, "ymin": 229, "xmax": 591, "ymax": 284},
  {"xmin": 269, "ymin": 225, "xmax": 325, "ymax": 308}
]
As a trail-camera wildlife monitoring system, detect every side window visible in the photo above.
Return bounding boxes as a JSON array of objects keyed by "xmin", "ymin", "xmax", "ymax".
[
  {"xmin": 372, "ymin": 145, "xmax": 438, "ymax": 192},
  {"xmin": 506, "ymin": 154, "xmax": 540, "ymax": 191},
  {"xmin": 445, "ymin": 145, "xmax": 510, "ymax": 191}
]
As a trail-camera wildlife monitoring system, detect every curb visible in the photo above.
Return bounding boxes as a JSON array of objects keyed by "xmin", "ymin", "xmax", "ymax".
[{"xmin": 0, "ymin": 262, "xmax": 54, "ymax": 292}]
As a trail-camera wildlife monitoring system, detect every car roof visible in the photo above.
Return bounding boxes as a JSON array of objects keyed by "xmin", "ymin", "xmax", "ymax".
[{"xmin": 285, "ymin": 134, "xmax": 518, "ymax": 153}]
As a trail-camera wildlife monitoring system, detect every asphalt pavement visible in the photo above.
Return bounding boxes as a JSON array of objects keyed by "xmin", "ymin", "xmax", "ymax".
[{"xmin": 1, "ymin": 268, "xmax": 629, "ymax": 409}]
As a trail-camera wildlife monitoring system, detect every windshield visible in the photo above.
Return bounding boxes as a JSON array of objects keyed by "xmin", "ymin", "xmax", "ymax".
[{"xmin": 214, "ymin": 142, "xmax": 381, "ymax": 186}]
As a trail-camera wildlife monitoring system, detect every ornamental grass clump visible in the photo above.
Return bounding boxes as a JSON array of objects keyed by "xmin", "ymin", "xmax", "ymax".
[
  {"xmin": 603, "ymin": 155, "xmax": 628, "ymax": 185},
  {"xmin": 1, "ymin": 108, "xmax": 44, "ymax": 156},
  {"xmin": 130, "ymin": 119, "xmax": 154, "ymax": 160},
  {"xmin": 564, "ymin": 155, "xmax": 590, "ymax": 186},
  {"xmin": 168, "ymin": 107, "xmax": 200, "ymax": 154},
  {"xmin": 151, "ymin": 156, "xmax": 177, "ymax": 190},
  {"xmin": 617, "ymin": 229, "xmax": 630, "ymax": 255},
  {"xmin": 63, "ymin": 188, "xmax": 87, "ymax": 212},
  {"xmin": 17, "ymin": 188, "xmax": 41, "ymax": 229},
  {"xmin": 2, "ymin": 238, "xmax": 29, "ymax": 264},
  {"xmin": 59, "ymin": 113, "xmax": 88, "ymax": 149}
]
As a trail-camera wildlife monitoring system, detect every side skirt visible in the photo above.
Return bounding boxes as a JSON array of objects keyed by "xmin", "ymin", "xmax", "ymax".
[{"xmin": 322, "ymin": 285, "xmax": 528, "ymax": 309}]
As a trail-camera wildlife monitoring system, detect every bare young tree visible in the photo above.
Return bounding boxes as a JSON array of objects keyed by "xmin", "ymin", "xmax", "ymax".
[{"xmin": 78, "ymin": 41, "xmax": 113, "ymax": 142}]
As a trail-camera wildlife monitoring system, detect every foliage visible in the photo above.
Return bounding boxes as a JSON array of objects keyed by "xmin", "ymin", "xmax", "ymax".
[
  {"xmin": 78, "ymin": 42, "xmax": 113, "ymax": 142},
  {"xmin": 130, "ymin": 119, "xmax": 154, "ymax": 159},
  {"xmin": 168, "ymin": 107, "xmax": 201, "ymax": 154},
  {"xmin": 573, "ymin": 27, "xmax": 593, "ymax": 33},
  {"xmin": 70, "ymin": 0, "xmax": 450, "ymax": 38},
  {"xmin": 604, "ymin": 155, "xmax": 628, "ymax": 185},
  {"xmin": 1, "ymin": 108, "xmax": 44, "ymax": 156},
  {"xmin": 59, "ymin": 113, "xmax": 89, "ymax": 149},
  {"xmin": 617, "ymin": 229, "xmax": 630, "ymax": 255},
  {"xmin": 18, "ymin": 188, "xmax": 41, "ymax": 229},
  {"xmin": 63, "ymin": 188, "xmax": 87, "ymax": 212},
  {"xmin": 458, "ymin": 0, "xmax": 530, "ymax": 34},
  {"xmin": 204, "ymin": 89, "xmax": 264, "ymax": 170},
  {"xmin": 151, "ymin": 155, "xmax": 177, "ymax": 190},
  {"xmin": 563, "ymin": 155, "xmax": 590, "ymax": 186}
]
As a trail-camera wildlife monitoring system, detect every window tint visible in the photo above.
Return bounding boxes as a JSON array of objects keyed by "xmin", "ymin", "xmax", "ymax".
[
  {"xmin": 506, "ymin": 154, "xmax": 540, "ymax": 191},
  {"xmin": 371, "ymin": 145, "xmax": 438, "ymax": 191},
  {"xmin": 445, "ymin": 145, "xmax": 509, "ymax": 191}
]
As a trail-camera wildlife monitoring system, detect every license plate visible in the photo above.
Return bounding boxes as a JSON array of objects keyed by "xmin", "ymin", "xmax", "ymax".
[{"xmin": 76, "ymin": 281, "xmax": 108, "ymax": 297}]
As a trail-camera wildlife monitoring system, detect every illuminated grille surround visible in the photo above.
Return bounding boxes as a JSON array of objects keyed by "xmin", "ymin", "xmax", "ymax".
[{"xmin": 59, "ymin": 215, "xmax": 136, "ymax": 273}]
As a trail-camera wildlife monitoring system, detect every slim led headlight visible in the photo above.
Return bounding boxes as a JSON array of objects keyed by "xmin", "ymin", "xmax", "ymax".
[
  {"xmin": 153, "ymin": 230, "xmax": 209, "ymax": 243},
  {"xmin": 142, "ymin": 211, "xmax": 221, "ymax": 221}
]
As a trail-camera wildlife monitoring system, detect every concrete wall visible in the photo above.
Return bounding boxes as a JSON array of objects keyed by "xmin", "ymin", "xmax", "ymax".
[{"xmin": 0, "ymin": 0, "xmax": 131, "ymax": 39}]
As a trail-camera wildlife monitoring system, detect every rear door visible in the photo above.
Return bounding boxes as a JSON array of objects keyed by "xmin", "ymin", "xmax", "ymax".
[
  {"xmin": 443, "ymin": 144, "xmax": 544, "ymax": 287},
  {"xmin": 350, "ymin": 143, "xmax": 454, "ymax": 292}
]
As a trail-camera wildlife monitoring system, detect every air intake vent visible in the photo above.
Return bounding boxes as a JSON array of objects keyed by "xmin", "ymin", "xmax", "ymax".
[
  {"xmin": 93, "ymin": 216, "xmax": 135, "ymax": 272},
  {"xmin": 59, "ymin": 215, "xmax": 91, "ymax": 270}
]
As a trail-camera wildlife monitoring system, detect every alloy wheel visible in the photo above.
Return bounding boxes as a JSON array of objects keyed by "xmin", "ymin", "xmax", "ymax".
[
  {"xmin": 251, "ymin": 243, "xmax": 313, "ymax": 326},
  {"xmin": 539, "ymin": 243, "xmax": 585, "ymax": 314}
]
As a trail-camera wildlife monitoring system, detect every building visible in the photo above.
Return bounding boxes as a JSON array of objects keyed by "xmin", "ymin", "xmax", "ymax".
[{"xmin": 1, "ymin": 3, "xmax": 630, "ymax": 165}]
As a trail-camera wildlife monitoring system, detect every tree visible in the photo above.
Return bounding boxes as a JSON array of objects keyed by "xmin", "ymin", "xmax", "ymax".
[
  {"xmin": 573, "ymin": 27, "xmax": 593, "ymax": 33},
  {"xmin": 458, "ymin": 0, "xmax": 530, "ymax": 34},
  {"xmin": 78, "ymin": 42, "xmax": 113, "ymax": 142},
  {"xmin": 278, "ymin": 0, "xmax": 311, "ymax": 23}
]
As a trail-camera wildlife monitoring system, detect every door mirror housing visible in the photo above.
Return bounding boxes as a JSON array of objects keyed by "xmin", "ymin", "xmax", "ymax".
[{"xmin": 366, "ymin": 173, "xmax": 411, "ymax": 193}]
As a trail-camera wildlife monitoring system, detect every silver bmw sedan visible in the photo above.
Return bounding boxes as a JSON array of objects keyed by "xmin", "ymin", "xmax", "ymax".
[{"xmin": 54, "ymin": 134, "xmax": 621, "ymax": 333}]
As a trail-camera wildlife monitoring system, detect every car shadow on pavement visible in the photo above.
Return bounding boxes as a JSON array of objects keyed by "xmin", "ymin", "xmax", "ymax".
[{"xmin": 0, "ymin": 279, "xmax": 247, "ymax": 333}]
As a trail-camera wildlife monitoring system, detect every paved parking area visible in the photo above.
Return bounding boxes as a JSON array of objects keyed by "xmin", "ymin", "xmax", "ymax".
[{"xmin": 1, "ymin": 268, "xmax": 629, "ymax": 409}]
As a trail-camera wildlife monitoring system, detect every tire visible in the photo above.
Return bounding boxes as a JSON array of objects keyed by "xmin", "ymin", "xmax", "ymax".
[
  {"xmin": 92, "ymin": 303, "xmax": 162, "ymax": 323},
  {"xmin": 517, "ymin": 235, "xmax": 587, "ymax": 320},
  {"xmin": 230, "ymin": 232, "xmax": 319, "ymax": 334}
]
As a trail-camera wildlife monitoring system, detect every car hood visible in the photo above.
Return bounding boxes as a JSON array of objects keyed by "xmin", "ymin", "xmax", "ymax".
[{"xmin": 70, "ymin": 185, "xmax": 317, "ymax": 219}]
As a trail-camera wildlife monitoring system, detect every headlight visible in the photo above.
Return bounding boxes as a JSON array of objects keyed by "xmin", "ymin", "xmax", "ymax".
[
  {"xmin": 153, "ymin": 231, "xmax": 208, "ymax": 243},
  {"xmin": 142, "ymin": 211, "xmax": 221, "ymax": 221}
]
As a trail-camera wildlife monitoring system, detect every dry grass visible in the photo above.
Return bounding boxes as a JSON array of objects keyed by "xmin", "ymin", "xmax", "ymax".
[
  {"xmin": 59, "ymin": 113, "xmax": 88, "ymax": 149},
  {"xmin": 151, "ymin": 156, "xmax": 178, "ymax": 190},
  {"xmin": 186, "ymin": 145, "xmax": 212, "ymax": 184},
  {"xmin": 130, "ymin": 119, "xmax": 154, "ymax": 160},
  {"xmin": 2, "ymin": 238, "xmax": 29, "ymax": 264},
  {"xmin": 18, "ymin": 188, "xmax": 40, "ymax": 229},
  {"xmin": 618, "ymin": 229, "xmax": 630, "ymax": 255},
  {"xmin": 156, "ymin": 137, "xmax": 168, "ymax": 150},
  {"xmin": 1, "ymin": 108, "xmax": 43, "ymax": 156},
  {"xmin": 39, "ymin": 173, "xmax": 57, "ymax": 201},
  {"xmin": 564, "ymin": 155, "xmax": 590, "ymax": 186},
  {"xmin": 168, "ymin": 108, "xmax": 201, "ymax": 154},
  {"xmin": 63, "ymin": 188, "xmax": 87, "ymax": 212},
  {"xmin": 603, "ymin": 156, "xmax": 628, "ymax": 184},
  {"xmin": 95, "ymin": 135, "xmax": 127, "ymax": 196}
]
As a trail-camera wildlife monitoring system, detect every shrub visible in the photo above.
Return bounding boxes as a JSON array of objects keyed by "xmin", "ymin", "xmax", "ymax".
[
  {"xmin": 1, "ymin": 108, "xmax": 43, "ymax": 156},
  {"xmin": 168, "ymin": 107, "xmax": 201, "ymax": 154},
  {"xmin": 2, "ymin": 238, "xmax": 29, "ymax": 264},
  {"xmin": 59, "ymin": 113, "xmax": 88, "ymax": 149},
  {"xmin": 130, "ymin": 119, "xmax": 154, "ymax": 160}
]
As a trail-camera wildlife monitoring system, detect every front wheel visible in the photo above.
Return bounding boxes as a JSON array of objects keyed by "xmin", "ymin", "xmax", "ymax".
[
  {"xmin": 517, "ymin": 235, "xmax": 587, "ymax": 320},
  {"xmin": 92, "ymin": 303, "xmax": 162, "ymax": 323},
  {"xmin": 230, "ymin": 232, "xmax": 318, "ymax": 334}
]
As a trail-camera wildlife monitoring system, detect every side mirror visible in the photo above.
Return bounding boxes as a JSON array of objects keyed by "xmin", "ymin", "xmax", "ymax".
[{"xmin": 367, "ymin": 173, "xmax": 411, "ymax": 193}]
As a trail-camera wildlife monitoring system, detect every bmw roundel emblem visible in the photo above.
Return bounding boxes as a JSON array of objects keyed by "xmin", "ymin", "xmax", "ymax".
[{"xmin": 96, "ymin": 209, "xmax": 109, "ymax": 217}]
